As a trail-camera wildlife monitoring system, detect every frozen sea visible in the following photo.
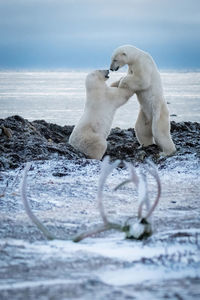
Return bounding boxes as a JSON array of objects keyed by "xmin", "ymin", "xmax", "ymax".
[{"xmin": 0, "ymin": 70, "xmax": 200, "ymax": 128}]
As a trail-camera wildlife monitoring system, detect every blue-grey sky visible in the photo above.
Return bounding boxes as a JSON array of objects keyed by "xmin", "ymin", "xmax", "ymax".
[{"xmin": 0, "ymin": 0, "xmax": 200, "ymax": 70}]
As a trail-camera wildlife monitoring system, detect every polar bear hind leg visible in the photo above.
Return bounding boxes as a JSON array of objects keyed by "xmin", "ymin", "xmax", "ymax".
[
  {"xmin": 81, "ymin": 134, "xmax": 107, "ymax": 160},
  {"xmin": 135, "ymin": 109, "xmax": 154, "ymax": 147},
  {"xmin": 152, "ymin": 115, "xmax": 176, "ymax": 156}
]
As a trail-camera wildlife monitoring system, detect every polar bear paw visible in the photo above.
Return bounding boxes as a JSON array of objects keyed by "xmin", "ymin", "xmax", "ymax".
[{"xmin": 159, "ymin": 150, "xmax": 176, "ymax": 157}]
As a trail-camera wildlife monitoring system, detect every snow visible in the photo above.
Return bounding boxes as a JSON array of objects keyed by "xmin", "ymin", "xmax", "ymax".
[{"xmin": 0, "ymin": 154, "xmax": 200, "ymax": 299}]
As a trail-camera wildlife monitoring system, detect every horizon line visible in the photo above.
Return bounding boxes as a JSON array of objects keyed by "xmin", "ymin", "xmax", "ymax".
[{"xmin": 0, "ymin": 67, "xmax": 200, "ymax": 73}]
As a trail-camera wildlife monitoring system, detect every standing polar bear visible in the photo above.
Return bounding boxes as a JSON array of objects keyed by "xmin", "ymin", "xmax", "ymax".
[
  {"xmin": 69, "ymin": 70, "xmax": 133, "ymax": 159},
  {"xmin": 110, "ymin": 45, "xmax": 176, "ymax": 156}
]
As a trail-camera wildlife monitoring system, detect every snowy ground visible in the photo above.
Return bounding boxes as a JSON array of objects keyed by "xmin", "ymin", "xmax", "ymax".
[{"xmin": 0, "ymin": 155, "xmax": 200, "ymax": 299}]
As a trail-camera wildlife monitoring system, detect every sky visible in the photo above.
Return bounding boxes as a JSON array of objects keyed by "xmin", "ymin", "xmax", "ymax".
[{"xmin": 0, "ymin": 0, "xmax": 200, "ymax": 70}]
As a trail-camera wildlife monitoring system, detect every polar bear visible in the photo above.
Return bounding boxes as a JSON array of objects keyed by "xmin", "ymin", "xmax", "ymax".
[
  {"xmin": 110, "ymin": 45, "xmax": 176, "ymax": 156},
  {"xmin": 69, "ymin": 70, "xmax": 133, "ymax": 159}
]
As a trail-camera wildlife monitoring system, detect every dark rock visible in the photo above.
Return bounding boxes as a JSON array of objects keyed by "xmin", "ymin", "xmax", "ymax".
[
  {"xmin": 0, "ymin": 115, "xmax": 199, "ymax": 170},
  {"xmin": 52, "ymin": 172, "xmax": 68, "ymax": 177},
  {"xmin": 0, "ymin": 115, "xmax": 85, "ymax": 170}
]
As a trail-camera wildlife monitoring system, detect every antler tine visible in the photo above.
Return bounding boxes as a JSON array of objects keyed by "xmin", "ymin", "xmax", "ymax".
[
  {"xmin": 128, "ymin": 163, "xmax": 150, "ymax": 220},
  {"xmin": 97, "ymin": 156, "xmax": 120, "ymax": 225},
  {"xmin": 114, "ymin": 179, "xmax": 132, "ymax": 191},
  {"xmin": 127, "ymin": 162, "xmax": 140, "ymax": 188},
  {"xmin": 114, "ymin": 162, "xmax": 139, "ymax": 191},
  {"xmin": 74, "ymin": 221, "xmax": 122, "ymax": 242},
  {"xmin": 144, "ymin": 160, "xmax": 161, "ymax": 220},
  {"xmin": 113, "ymin": 162, "xmax": 149, "ymax": 220},
  {"xmin": 73, "ymin": 224, "xmax": 108, "ymax": 242},
  {"xmin": 137, "ymin": 170, "xmax": 150, "ymax": 219},
  {"xmin": 21, "ymin": 163, "xmax": 56, "ymax": 240}
]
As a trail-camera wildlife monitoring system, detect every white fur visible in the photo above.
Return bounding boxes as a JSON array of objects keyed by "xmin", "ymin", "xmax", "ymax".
[
  {"xmin": 69, "ymin": 70, "xmax": 133, "ymax": 159},
  {"xmin": 110, "ymin": 45, "xmax": 176, "ymax": 156}
]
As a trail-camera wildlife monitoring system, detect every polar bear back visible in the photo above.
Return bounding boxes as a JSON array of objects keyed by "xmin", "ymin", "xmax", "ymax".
[{"xmin": 127, "ymin": 47, "xmax": 163, "ymax": 94}]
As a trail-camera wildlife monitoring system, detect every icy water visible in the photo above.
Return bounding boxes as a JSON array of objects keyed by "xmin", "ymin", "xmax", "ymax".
[{"xmin": 0, "ymin": 70, "xmax": 200, "ymax": 128}]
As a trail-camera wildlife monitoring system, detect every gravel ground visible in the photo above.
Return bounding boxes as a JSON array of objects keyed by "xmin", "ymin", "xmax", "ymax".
[{"xmin": 0, "ymin": 115, "xmax": 200, "ymax": 170}]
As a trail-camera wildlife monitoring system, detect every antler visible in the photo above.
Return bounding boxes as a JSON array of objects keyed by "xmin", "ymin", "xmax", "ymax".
[
  {"xmin": 137, "ymin": 170, "xmax": 150, "ymax": 220},
  {"xmin": 143, "ymin": 160, "xmax": 161, "ymax": 220},
  {"xmin": 116, "ymin": 160, "xmax": 161, "ymax": 221},
  {"xmin": 21, "ymin": 157, "xmax": 161, "ymax": 242},
  {"xmin": 74, "ymin": 156, "xmax": 122, "ymax": 242},
  {"xmin": 115, "ymin": 160, "xmax": 161, "ymax": 240},
  {"xmin": 21, "ymin": 157, "xmax": 122, "ymax": 242},
  {"xmin": 21, "ymin": 162, "xmax": 56, "ymax": 240},
  {"xmin": 97, "ymin": 156, "xmax": 120, "ymax": 225},
  {"xmin": 114, "ymin": 161, "xmax": 139, "ymax": 191}
]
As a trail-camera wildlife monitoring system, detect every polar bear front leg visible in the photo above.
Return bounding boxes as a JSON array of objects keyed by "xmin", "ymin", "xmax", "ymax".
[
  {"xmin": 135, "ymin": 109, "xmax": 154, "ymax": 147},
  {"xmin": 119, "ymin": 75, "xmax": 133, "ymax": 89},
  {"xmin": 110, "ymin": 81, "xmax": 120, "ymax": 87},
  {"xmin": 119, "ymin": 74, "xmax": 150, "ymax": 91},
  {"xmin": 152, "ymin": 115, "xmax": 176, "ymax": 156}
]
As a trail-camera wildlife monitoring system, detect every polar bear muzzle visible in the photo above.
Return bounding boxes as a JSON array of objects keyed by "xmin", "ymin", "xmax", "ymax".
[
  {"xmin": 105, "ymin": 70, "xmax": 110, "ymax": 78},
  {"xmin": 99, "ymin": 69, "xmax": 109, "ymax": 79},
  {"xmin": 110, "ymin": 63, "xmax": 119, "ymax": 72}
]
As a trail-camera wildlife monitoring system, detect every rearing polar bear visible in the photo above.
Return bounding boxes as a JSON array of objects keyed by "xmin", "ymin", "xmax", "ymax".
[
  {"xmin": 69, "ymin": 70, "xmax": 133, "ymax": 159},
  {"xmin": 110, "ymin": 45, "xmax": 176, "ymax": 156}
]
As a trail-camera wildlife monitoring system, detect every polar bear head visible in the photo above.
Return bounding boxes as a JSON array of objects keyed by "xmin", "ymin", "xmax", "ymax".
[
  {"xmin": 85, "ymin": 70, "xmax": 109, "ymax": 89},
  {"xmin": 110, "ymin": 45, "xmax": 138, "ymax": 71}
]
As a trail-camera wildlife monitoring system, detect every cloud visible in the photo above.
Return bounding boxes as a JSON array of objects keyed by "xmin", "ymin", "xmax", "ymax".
[{"xmin": 0, "ymin": 0, "xmax": 200, "ymax": 68}]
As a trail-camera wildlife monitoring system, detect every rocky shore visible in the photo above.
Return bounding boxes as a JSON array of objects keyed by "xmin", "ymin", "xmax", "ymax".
[{"xmin": 0, "ymin": 115, "xmax": 200, "ymax": 170}]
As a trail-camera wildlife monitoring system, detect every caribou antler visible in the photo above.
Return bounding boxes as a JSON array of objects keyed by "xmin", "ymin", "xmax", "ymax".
[
  {"xmin": 143, "ymin": 160, "xmax": 161, "ymax": 220},
  {"xmin": 97, "ymin": 156, "xmax": 120, "ymax": 225},
  {"xmin": 21, "ymin": 157, "xmax": 122, "ymax": 242},
  {"xmin": 119, "ymin": 160, "xmax": 161, "ymax": 240},
  {"xmin": 21, "ymin": 157, "xmax": 161, "ymax": 242},
  {"xmin": 114, "ymin": 161, "xmax": 139, "ymax": 191},
  {"xmin": 21, "ymin": 163, "xmax": 56, "ymax": 240},
  {"xmin": 74, "ymin": 156, "xmax": 122, "ymax": 242}
]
